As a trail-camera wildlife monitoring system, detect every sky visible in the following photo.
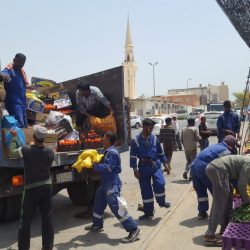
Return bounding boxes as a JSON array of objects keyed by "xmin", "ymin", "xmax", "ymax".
[{"xmin": 0, "ymin": 0, "xmax": 249, "ymax": 98}]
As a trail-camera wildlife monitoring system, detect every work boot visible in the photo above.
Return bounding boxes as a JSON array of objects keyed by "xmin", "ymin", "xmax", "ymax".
[
  {"xmin": 183, "ymin": 172, "xmax": 188, "ymax": 180},
  {"xmin": 198, "ymin": 211, "xmax": 208, "ymax": 219},
  {"xmin": 139, "ymin": 213, "xmax": 154, "ymax": 220},
  {"xmin": 121, "ymin": 227, "xmax": 141, "ymax": 243},
  {"xmin": 137, "ymin": 204, "xmax": 144, "ymax": 212},
  {"xmin": 85, "ymin": 224, "xmax": 103, "ymax": 232},
  {"xmin": 160, "ymin": 202, "xmax": 171, "ymax": 208}
]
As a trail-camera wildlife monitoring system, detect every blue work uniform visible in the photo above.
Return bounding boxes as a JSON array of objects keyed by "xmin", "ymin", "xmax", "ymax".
[
  {"xmin": 217, "ymin": 111, "xmax": 240, "ymax": 143},
  {"xmin": 92, "ymin": 146, "xmax": 138, "ymax": 232},
  {"xmin": 2, "ymin": 67, "xmax": 27, "ymax": 128},
  {"xmin": 130, "ymin": 133, "xmax": 167, "ymax": 215},
  {"xmin": 190, "ymin": 142, "xmax": 231, "ymax": 212}
]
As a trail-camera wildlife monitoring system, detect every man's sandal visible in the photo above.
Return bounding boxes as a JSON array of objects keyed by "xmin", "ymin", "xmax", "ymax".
[{"xmin": 204, "ymin": 235, "xmax": 222, "ymax": 246}]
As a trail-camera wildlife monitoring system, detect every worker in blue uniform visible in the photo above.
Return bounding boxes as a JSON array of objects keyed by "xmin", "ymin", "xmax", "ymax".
[
  {"xmin": 217, "ymin": 100, "xmax": 240, "ymax": 143},
  {"xmin": 130, "ymin": 118, "xmax": 171, "ymax": 220},
  {"xmin": 85, "ymin": 131, "xmax": 140, "ymax": 243},
  {"xmin": 190, "ymin": 135, "xmax": 237, "ymax": 219},
  {"xmin": 0, "ymin": 53, "xmax": 30, "ymax": 128}
]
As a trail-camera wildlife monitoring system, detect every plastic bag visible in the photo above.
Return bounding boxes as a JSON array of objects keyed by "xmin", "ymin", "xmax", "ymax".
[
  {"xmin": 63, "ymin": 129, "xmax": 79, "ymax": 140},
  {"xmin": 5, "ymin": 126, "xmax": 26, "ymax": 148},
  {"xmin": 46, "ymin": 111, "xmax": 64, "ymax": 126},
  {"xmin": 117, "ymin": 196, "xmax": 128, "ymax": 217}
]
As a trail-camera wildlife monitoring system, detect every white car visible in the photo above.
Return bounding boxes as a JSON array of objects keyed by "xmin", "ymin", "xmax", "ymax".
[
  {"xmin": 150, "ymin": 116, "xmax": 169, "ymax": 136},
  {"xmin": 204, "ymin": 111, "xmax": 222, "ymax": 133},
  {"xmin": 130, "ymin": 115, "xmax": 142, "ymax": 129}
]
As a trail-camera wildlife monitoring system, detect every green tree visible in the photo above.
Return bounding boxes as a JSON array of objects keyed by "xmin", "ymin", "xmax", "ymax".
[{"xmin": 233, "ymin": 91, "xmax": 250, "ymax": 107}]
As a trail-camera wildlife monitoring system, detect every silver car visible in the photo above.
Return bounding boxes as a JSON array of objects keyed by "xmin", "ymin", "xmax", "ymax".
[{"xmin": 204, "ymin": 111, "xmax": 222, "ymax": 133}]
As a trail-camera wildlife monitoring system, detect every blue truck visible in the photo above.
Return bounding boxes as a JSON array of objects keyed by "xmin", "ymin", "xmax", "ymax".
[{"xmin": 0, "ymin": 66, "xmax": 130, "ymax": 222}]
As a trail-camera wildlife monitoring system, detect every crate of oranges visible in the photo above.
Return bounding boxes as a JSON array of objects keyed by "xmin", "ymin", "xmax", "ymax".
[
  {"xmin": 57, "ymin": 139, "xmax": 81, "ymax": 152},
  {"xmin": 82, "ymin": 129, "xmax": 103, "ymax": 149}
]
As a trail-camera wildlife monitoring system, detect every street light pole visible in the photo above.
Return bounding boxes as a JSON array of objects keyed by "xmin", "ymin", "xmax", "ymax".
[
  {"xmin": 149, "ymin": 62, "xmax": 159, "ymax": 115},
  {"xmin": 186, "ymin": 78, "xmax": 191, "ymax": 94}
]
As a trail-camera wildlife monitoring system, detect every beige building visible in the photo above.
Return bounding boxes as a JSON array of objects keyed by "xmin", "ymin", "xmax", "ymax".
[
  {"xmin": 123, "ymin": 18, "xmax": 137, "ymax": 99},
  {"xmin": 168, "ymin": 82, "xmax": 229, "ymax": 104},
  {"xmin": 130, "ymin": 97, "xmax": 177, "ymax": 116},
  {"xmin": 208, "ymin": 82, "xmax": 229, "ymax": 103}
]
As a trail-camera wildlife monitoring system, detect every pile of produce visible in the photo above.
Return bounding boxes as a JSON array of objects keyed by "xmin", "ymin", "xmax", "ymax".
[
  {"xmin": 90, "ymin": 114, "xmax": 117, "ymax": 133},
  {"xmin": 72, "ymin": 149, "xmax": 104, "ymax": 173},
  {"xmin": 232, "ymin": 204, "xmax": 250, "ymax": 223},
  {"xmin": 57, "ymin": 139, "xmax": 81, "ymax": 152},
  {"xmin": 82, "ymin": 129, "xmax": 103, "ymax": 149}
]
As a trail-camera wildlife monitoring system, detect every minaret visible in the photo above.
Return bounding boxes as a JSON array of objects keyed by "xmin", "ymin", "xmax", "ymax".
[{"xmin": 123, "ymin": 17, "xmax": 137, "ymax": 99}]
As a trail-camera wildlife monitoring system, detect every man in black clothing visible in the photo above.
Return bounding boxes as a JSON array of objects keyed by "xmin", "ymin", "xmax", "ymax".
[
  {"xmin": 199, "ymin": 116, "xmax": 211, "ymax": 151},
  {"xmin": 9, "ymin": 125, "xmax": 54, "ymax": 250}
]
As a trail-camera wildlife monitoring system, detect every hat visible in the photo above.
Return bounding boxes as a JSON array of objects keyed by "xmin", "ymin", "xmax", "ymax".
[
  {"xmin": 223, "ymin": 135, "xmax": 237, "ymax": 146},
  {"xmin": 33, "ymin": 125, "xmax": 48, "ymax": 140},
  {"xmin": 142, "ymin": 118, "xmax": 156, "ymax": 126}
]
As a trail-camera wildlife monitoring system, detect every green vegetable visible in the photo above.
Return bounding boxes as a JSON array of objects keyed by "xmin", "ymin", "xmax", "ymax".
[{"xmin": 232, "ymin": 204, "xmax": 250, "ymax": 223}]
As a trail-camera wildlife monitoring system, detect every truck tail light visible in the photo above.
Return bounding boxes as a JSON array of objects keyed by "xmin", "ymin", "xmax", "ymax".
[{"xmin": 12, "ymin": 175, "xmax": 23, "ymax": 186}]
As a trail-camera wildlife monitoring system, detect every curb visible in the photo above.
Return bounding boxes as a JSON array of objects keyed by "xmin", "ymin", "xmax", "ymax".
[{"xmin": 139, "ymin": 182, "xmax": 193, "ymax": 250}]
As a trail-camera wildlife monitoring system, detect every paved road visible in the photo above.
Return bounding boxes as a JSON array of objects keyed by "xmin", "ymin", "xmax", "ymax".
[{"xmin": 0, "ymin": 132, "xmax": 217, "ymax": 250}]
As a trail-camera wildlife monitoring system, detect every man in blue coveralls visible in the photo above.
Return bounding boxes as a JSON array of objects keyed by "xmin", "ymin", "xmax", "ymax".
[
  {"xmin": 190, "ymin": 135, "xmax": 237, "ymax": 219},
  {"xmin": 0, "ymin": 53, "xmax": 30, "ymax": 128},
  {"xmin": 85, "ymin": 131, "xmax": 140, "ymax": 243},
  {"xmin": 217, "ymin": 100, "xmax": 240, "ymax": 143},
  {"xmin": 130, "ymin": 118, "xmax": 171, "ymax": 220}
]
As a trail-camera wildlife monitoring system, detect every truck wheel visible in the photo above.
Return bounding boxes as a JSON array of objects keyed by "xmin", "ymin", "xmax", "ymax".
[
  {"xmin": 67, "ymin": 181, "xmax": 96, "ymax": 206},
  {"xmin": 0, "ymin": 198, "xmax": 5, "ymax": 222},
  {"xmin": 4, "ymin": 195, "xmax": 22, "ymax": 222}
]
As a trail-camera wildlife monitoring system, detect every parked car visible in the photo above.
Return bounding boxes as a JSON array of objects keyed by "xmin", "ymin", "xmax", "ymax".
[
  {"xmin": 204, "ymin": 111, "xmax": 221, "ymax": 133},
  {"xmin": 150, "ymin": 116, "xmax": 170, "ymax": 136},
  {"xmin": 130, "ymin": 115, "xmax": 142, "ymax": 129}
]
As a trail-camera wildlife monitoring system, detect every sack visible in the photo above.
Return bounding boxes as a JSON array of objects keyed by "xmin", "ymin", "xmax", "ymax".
[
  {"xmin": 5, "ymin": 126, "xmax": 26, "ymax": 148},
  {"xmin": 90, "ymin": 115, "xmax": 117, "ymax": 133}
]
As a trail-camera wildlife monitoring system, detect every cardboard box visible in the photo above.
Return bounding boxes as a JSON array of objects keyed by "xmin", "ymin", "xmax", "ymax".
[
  {"xmin": 26, "ymin": 99, "xmax": 45, "ymax": 113},
  {"xmin": 22, "ymin": 128, "xmax": 34, "ymax": 144},
  {"xmin": 45, "ymin": 131, "xmax": 58, "ymax": 143},
  {"xmin": 35, "ymin": 113, "xmax": 49, "ymax": 123}
]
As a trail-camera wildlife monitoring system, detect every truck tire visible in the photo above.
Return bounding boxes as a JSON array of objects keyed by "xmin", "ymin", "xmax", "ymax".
[
  {"xmin": 4, "ymin": 195, "xmax": 22, "ymax": 222},
  {"xmin": 0, "ymin": 198, "xmax": 5, "ymax": 222},
  {"xmin": 67, "ymin": 181, "xmax": 96, "ymax": 206}
]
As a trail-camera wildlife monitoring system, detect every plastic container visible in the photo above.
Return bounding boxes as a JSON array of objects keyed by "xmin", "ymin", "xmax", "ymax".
[
  {"xmin": 222, "ymin": 223, "xmax": 250, "ymax": 250},
  {"xmin": 233, "ymin": 198, "xmax": 242, "ymax": 210},
  {"xmin": 2, "ymin": 116, "xmax": 18, "ymax": 128},
  {"xmin": 57, "ymin": 141, "xmax": 81, "ymax": 152}
]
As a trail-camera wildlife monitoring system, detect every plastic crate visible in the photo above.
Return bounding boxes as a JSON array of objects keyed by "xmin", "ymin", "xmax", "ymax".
[
  {"xmin": 233, "ymin": 198, "xmax": 242, "ymax": 210},
  {"xmin": 222, "ymin": 223, "xmax": 250, "ymax": 250},
  {"xmin": 57, "ymin": 141, "xmax": 81, "ymax": 152}
]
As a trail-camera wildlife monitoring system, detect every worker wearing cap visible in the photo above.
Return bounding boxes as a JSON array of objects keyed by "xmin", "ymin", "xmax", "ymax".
[
  {"xmin": 130, "ymin": 118, "xmax": 171, "ymax": 220},
  {"xmin": 204, "ymin": 155, "xmax": 250, "ymax": 245},
  {"xmin": 217, "ymin": 100, "xmax": 240, "ymax": 143},
  {"xmin": 0, "ymin": 53, "xmax": 31, "ymax": 128},
  {"xmin": 9, "ymin": 125, "xmax": 54, "ymax": 250},
  {"xmin": 190, "ymin": 135, "xmax": 237, "ymax": 219}
]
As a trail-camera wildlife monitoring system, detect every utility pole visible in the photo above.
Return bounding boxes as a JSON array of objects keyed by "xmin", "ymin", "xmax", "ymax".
[{"xmin": 149, "ymin": 62, "xmax": 159, "ymax": 115}]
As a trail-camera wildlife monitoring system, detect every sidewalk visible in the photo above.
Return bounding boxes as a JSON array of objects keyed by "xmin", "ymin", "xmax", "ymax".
[{"xmin": 143, "ymin": 188, "xmax": 220, "ymax": 250}]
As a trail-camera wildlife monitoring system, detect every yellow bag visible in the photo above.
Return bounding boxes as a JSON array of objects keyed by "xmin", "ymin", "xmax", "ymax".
[
  {"xmin": 79, "ymin": 149, "xmax": 98, "ymax": 160},
  {"xmin": 81, "ymin": 156, "xmax": 93, "ymax": 168},
  {"xmin": 93, "ymin": 154, "xmax": 104, "ymax": 164}
]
